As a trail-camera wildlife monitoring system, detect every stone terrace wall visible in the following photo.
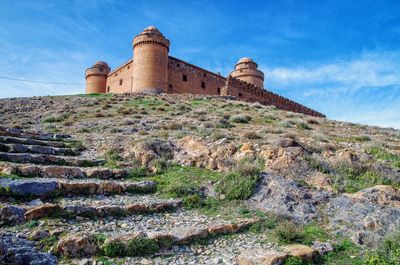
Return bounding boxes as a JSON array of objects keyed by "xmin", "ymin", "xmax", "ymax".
[
  {"xmin": 224, "ymin": 76, "xmax": 325, "ymax": 118},
  {"xmin": 167, "ymin": 56, "xmax": 226, "ymax": 96}
]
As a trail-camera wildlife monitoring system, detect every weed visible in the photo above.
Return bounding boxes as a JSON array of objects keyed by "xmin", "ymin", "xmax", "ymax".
[
  {"xmin": 215, "ymin": 172, "xmax": 259, "ymax": 200},
  {"xmin": 229, "ymin": 115, "xmax": 252, "ymax": 124}
]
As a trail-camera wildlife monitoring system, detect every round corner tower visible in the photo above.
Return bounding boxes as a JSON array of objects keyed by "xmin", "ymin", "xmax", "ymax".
[
  {"xmin": 132, "ymin": 26, "xmax": 170, "ymax": 93},
  {"xmin": 85, "ymin": 61, "xmax": 111, "ymax": 94},
  {"xmin": 230, "ymin": 57, "xmax": 264, "ymax": 88}
]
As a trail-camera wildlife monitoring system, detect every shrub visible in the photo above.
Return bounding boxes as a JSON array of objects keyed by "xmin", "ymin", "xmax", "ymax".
[
  {"xmin": 284, "ymin": 256, "xmax": 308, "ymax": 265},
  {"xmin": 243, "ymin": 131, "xmax": 261, "ymax": 139},
  {"xmin": 296, "ymin": 122, "xmax": 311, "ymax": 130},
  {"xmin": 43, "ymin": 114, "xmax": 68, "ymax": 123},
  {"xmin": 216, "ymin": 173, "xmax": 260, "ymax": 200},
  {"xmin": 229, "ymin": 115, "xmax": 252, "ymax": 124},
  {"xmin": 365, "ymin": 233, "xmax": 400, "ymax": 264},
  {"xmin": 354, "ymin": 135, "xmax": 371, "ymax": 142},
  {"xmin": 274, "ymin": 221, "xmax": 304, "ymax": 244},
  {"xmin": 321, "ymin": 239, "xmax": 363, "ymax": 265},
  {"xmin": 161, "ymin": 122, "xmax": 182, "ymax": 130},
  {"xmin": 102, "ymin": 240, "xmax": 126, "ymax": 257},
  {"xmin": 235, "ymin": 158, "xmax": 264, "ymax": 177},
  {"xmin": 125, "ymin": 238, "xmax": 159, "ymax": 256}
]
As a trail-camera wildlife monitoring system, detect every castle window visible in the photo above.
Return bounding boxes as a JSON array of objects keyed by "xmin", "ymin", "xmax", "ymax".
[
  {"xmin": 169, "ymin": 84, "xmax": 173, "ymax": 92},
  {"xmin": 217, "ymin": 87, "xmax": 221, "ymax": 94},
  {"xmin": 127, "ymin": 65, "xmax": 130, "ymax": 70},
  {"xmin": 115, "ymin": 73, "xmax": 118, "ymax": 77},
  {"xmin": 119, "ymin": 79, "xmax": 123, "ymax": 86},
  {"xmin": 238, "ymin": 93, "xmax": 243, "ymax": 97},
  {"xmin": 107, "ymin": 86, "xmax": 110, "ymax": 92},
  {"xmin": 201, "ymin": 81, "xmax": 206, "ymax": 89},
  {"xmin": 182, "ymin": 74, "xmax": 188, "ymax": 82},
  {"xmin": 177, "ymin": 63, "xmax": 180, "ymax": 67},
  {"xmin": 203, "ymin": 73, "xmax": 206, "ymax": 77}
]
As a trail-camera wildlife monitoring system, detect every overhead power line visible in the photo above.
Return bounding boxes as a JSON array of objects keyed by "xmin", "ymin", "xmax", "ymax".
[{"xmin": 0, "ymin": 75, "xmax": 86, "ymax": 85}]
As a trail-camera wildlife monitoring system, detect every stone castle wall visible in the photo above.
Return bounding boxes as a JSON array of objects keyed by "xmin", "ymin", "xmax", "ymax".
[
  {"xmin": 224, "ymin": 76, "xmax": 325, "ymax": 117},
  {"xmin": 167, "ymin": 57, "xmax": 226, "ymax": 95},
  {"xmin": 106, "ymin": 60, "xmax": 133, "ymax": 93}
]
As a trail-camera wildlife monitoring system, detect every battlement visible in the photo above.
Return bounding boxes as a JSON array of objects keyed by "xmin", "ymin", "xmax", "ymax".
[{"xmin": 86, "ymin": 26, "xmax": 325, "ymax": 117}]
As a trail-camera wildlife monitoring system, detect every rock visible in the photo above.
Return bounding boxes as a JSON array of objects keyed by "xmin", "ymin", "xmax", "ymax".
[
  {"xmin": 0, "ymin": 205, "xmax": 26, "ymax": 224},
  {"xmin": 236, "ymin": 248, "xmax": 288, "ymax": 265},
  {"xmin": 325, "ymin": 193, "xmax": 400, "ymax": 246},
  {"xmin": 0, "ymin": 178, "xmax": 58, "ymax": 197},
  {"xmin": 85, "ymin": 167, "xmax": 128, "ymax": 179},
  {"xmin": 347, "ymin": 185, "xmax": 400, "ymax": 208},
  {"xmin": 0, "ymin": 233, "xmax": 57, "ymax": 264},
  {"xmin": 28, "ymin": 198, "xmax": 44, "ymax": 207},
  {"xmin": 259, "ymin": 147, "xmax": 308, "ymax": 177},
  {"xmin": 281, "ymin": 244, "xmax": 317, "ymax": 261},
  {"xmin": 59, "ymin": 181, "xmax": 97, "ymax": 194},
  {"xmin": 29, "ymin": 229, "xmax": 51, "ymax": 241},
  {"xmin": 208, "ymin": 223, "xmax": 239, "ymax": 235},
  {"xmin": 311, "ymin": 241, "xmax": 333, "ymax": 255},
  {"xmin": 57, "ymin": 234, "xmax": 98, "ymax": 258},
  {"xmin": 25, "ymin": 203, "xmax": 62, "ymax": 220},
  {"xmin": 305, "ymin": 172, "xmax": 333, "ymax": 191},
  {"xmin": 0, "ymin": 162, "xmax": 16, "ymax": 175},
  {"xmin": 171, "ymin": 227, "xmax": 209, "ymax": 244},
  {"xmin": 129, "ymin": 139, "xmax": 174, "ymax": 167},
  {"xmin": 247, "ymin": 173, "xmax": 330, "ymax": 223}
]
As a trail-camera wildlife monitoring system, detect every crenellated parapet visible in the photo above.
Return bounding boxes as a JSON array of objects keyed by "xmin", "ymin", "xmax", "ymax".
[{"xmin": 224, "ymin": 76, "xmax": 325, "ymax": 118}]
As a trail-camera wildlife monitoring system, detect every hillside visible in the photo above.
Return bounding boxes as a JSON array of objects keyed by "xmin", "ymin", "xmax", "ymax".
[{"xmin": 0, "ymin": 93, "xmax": 399, "ymax": 265}]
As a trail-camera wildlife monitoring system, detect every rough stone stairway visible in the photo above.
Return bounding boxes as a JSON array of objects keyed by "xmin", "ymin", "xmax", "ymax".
[
  {"xmin": 0, "ymin": 127, "xmax": 265, "ymax": 265},
  {"xmin": 0, "ymin": 127, "xmax": 330, "ymax": 265}
]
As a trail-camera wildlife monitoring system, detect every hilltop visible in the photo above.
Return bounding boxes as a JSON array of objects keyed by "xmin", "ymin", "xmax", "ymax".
[{"xmin": 0, "ymin": 93, "xmax": 399, "ymax": 265}]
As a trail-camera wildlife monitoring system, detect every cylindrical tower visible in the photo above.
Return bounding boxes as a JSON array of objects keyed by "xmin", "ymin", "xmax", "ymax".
[
  {"xmin": 230, "ymin": 57, "xmax": 264, "ymax": 88},
  {"xmin": 85, "ymin": 61, "xmax": 111, "ymax": 94},
  {"xmin": 131, "ymin": 26, "xmax": 170, "ymax": 93}
]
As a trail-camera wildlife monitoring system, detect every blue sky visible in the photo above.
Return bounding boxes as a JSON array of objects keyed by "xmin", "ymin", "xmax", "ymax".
[{"xmin": 1, "ymin": 0, "xmax": 400, "ymax": 128}]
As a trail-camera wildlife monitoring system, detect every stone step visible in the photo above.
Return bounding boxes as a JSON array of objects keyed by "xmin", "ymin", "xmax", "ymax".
[
  {"xmin": 0, "ymin": 135, "xmax": 66, "ymax": 148},
  {"xmin": 0, "ymin": 126, "xmax": 71, "ymax": 141},
  {"xmin": 0, "ymin": 152, "xmax": 103, "ymax": 167},
  {"xmin": 0, "ymin": 143, "xmax": 79, "ymax": 156},
  {"xmin": 55, "ymin": 218, "xmax": 258, "ymax": 258},
  {"xmin": 0, "ymin": 199, "xmax": 182, "ymax": 224},
  {"xmin": 1, "ymin": 162, "xmax": 128, "ymax": 179},
  {"xmin": 0, "ymin": 177, "xmax": 156, "ymax": 198}
]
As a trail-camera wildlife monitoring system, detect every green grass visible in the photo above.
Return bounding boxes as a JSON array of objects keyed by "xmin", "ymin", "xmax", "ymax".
[
  {"xmin": 151, "ymin": 165, "xmax": 223, "ymax": 199},
  {"xmin": 78, "ymin": 93, "xmax": 113, "ymax": 98},
  {"xmin": 365, "ymin": 233, "xmax": 400, "ymax": 264},
  {"xmin": 43, "ymin": 114, "xmax": 69, "ymax": 123},
  {"xmin": 126, "ymin": 98, "xmax": 164, "ymax": 108},
  {"xmin": 275, "ymin": 221, "xmax": 331, "ymax": 245},
  {"xmin": 321, "ymin": 239, "xmax": 364, "ymax": 265},
  {"xmin": 229, "ymin": 114, "xmax": 252, "ymax": 124},
  {"xmin": 332, "ymin": 168, "xmax": 397, "ymax": 193},
  {"xmin": 366, "ymin": 146, "xmax": 400, "ymax": 168}
]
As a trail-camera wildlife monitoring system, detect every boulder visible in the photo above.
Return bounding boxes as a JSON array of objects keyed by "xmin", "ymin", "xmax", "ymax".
[
  {"xmin": 0, "ymin": 233, "xmax": 57, "ymax": 264},
  {"xmin": 25, "ymin": 203, "xmax": 62, "ymax": 220},
  {"xmin": 281, "ymin": 244, "xmax": 317, "ymax": 261},
  {"xmin": 0, "ymin": 178, "xmax": 58, "ymax": 197},
  {"xmin": 347, "ymin": 185, "xmax": 400, "ymax": 208},
  {"xmin": 171, "ymin": 227, "xmax": 209, "ymax": 244},
  {"xmin": 236, "ymin": 248, "xmax": 288, "ymax": 265},
  {"xmin": 57, "ymin": 234, "xmax": 98, "ymax": 258},
  {"xmin": 325, "ymin": 193, "xmax": 400, "ymax": 246},
  {"xmin": 0, "ymin": 205, "xmax": 26, "ymax": 224},
  {"xmin": 247, "ymin": 173, "xmax": 330, "ymax": 223}
]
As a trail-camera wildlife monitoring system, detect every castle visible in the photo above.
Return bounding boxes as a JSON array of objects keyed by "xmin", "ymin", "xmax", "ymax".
[{"xmin": 85, "ymin": 26, "xmax": 325, "ymax": 117}]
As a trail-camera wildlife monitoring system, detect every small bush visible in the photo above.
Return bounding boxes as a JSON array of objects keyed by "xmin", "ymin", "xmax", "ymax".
[
  {"xmin": 365, "ymin": 233, "xmax": 400, "ymax": 264},
  {"xmin": 296, "ymin": 122, "xmax": 311, "ymax": 130},
  {"xmin": 229, "ymin": 115, "xmax": 252, "ymax": 124},
  {"xmin": 284, "ymin": 256, "xmax": 308, "ymax": 265},
  {"xmin": 216, "ymin": 173, "xmax": 260, "ymax": 200},
  {"xmin": 354, "ymin": 135, "xmax": 371, "ymax": 142},
  {"xmin": 43, "ymin": 114, "xmax": 68, "ymax": 123},
  {"xmin": 243, "ymin": 131, "xmax": 261, "ymax": 139},
  {"xmin": 125, "ymin": 238, "xmax": 159, "ymax": 256},
  {"xmin": 102, "ymin": 240, "xmax": 126, "ymax": 257},
  {"xmin": 161, "ymin": 122, "xmax": 182, "ymax": 130},
  {"xmin": 275, "ymin": 221, "xmax": 304, "ymax": 244}
]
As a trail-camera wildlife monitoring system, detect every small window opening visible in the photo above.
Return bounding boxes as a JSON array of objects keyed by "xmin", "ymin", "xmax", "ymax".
[
  {"xmin": 169, "ymin": 84, "xmax": 173, "ymax": 92},
  {"xmin": 182, "ymin": 74, "xmax": 188, "ymax": 82},
  {"xmin": 217, "ymin": 87, "xmax": 221, "ymax": 94},
  {"xmin": 115, "ymin": 73, "xmax": 118, "ymax": 77},
  {"xmin": 201, "ymin": 81, "xmax": 206, "ymax": 89},
  {"xmin": 127, "ymin": 65, "xmax": 130, "ymax": 70},
  {"xmin": 177, "ymin": 63, "xmax": 180, "ymax": 67},
  {"xmin": 238, "ymin": 93, "xmax": 243, "ymax": 97},
  {"xmin": 107, "ymin": 86, "xmax": 110, "ymax": 92},
  {"xmin": 119, "ymin": 79, "xmax": 123, "ymax": 86},
  {"xmin": 203, "ymin": 73, "xmax": 206, "ymax": 77}
]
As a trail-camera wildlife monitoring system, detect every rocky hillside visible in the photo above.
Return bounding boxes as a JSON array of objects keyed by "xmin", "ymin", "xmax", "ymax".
[{"xmin": 0, "ymin": 93, "xmax": 399, "ymax": 265}]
